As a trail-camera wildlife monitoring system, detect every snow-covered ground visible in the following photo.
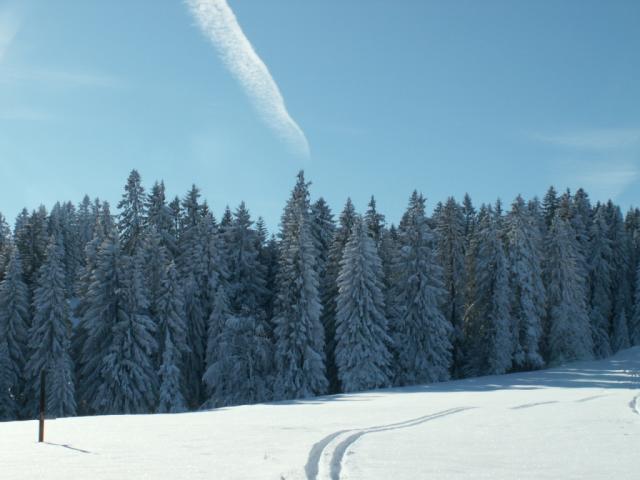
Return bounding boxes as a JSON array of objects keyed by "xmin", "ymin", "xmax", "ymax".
[{"xmin": 2, "ymin": 347, "xmax": 639, "ymax": 480}]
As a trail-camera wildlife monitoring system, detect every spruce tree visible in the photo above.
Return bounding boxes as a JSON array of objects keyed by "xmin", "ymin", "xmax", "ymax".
[
  {"xmin": 322, "ymin": 198, "xmax": 356, "ymax": 392},
  {"xmin": 156, "ymin": 260, "xmax": 188, "ymax": 413},
  {"xmin": 117, "ymin": 169, "xmax": 147, "ymax": 255},
  {"xmin": 544, "ymin": 213, "xmax": 593, "ymax": 363},
  {"xmin": 392, "ymin": 192, "xmax": 452, "ymax": 385},
  {"xmin": 177, "ymin": 185, "xmax": 208, "ymax": 407},
  {"xmin": 25, "ymin": 237, "xmax": 76, "ymax": 418},
  {"xmin": 145, "ymin": 180, "xmax": 177, "ymax": 256},
  {"xmin": 464, "ymin": 206, "xmax": 513, "ymax": 376},
  {"xmin": 505, "ymin": 196, "xmax": 545, "ymax": 370},
  {"xmin": 587, "ymin": 206, "xmax": 613, "ymax": 358},
  {"xmin": 335, "ymin": 217, "xmax": 391, "ymax": 392},
  {"xmin": 94, "ymin": 249, "xmax": 158, "ymax": 414},
  {"xmin": 272, "ymin": 171, "xmax": 327, "ymax": 399},
  {"xmin": 542, "ymin": 186, "xmax": 559, "ymax": 230},
  {"xmin": 0, "ymin": 244, "xmax": 30, "ymax": 414},
  {"xmin": 434, "ymin": 197, "xmax": 467, "ymax": 377}
]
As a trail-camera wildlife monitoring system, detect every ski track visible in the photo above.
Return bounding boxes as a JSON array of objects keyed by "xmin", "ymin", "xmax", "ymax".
[
  {"xmin": 305, "ymin": 407, "xmax": 473, "ymax": 480},
  {"xmin": 510, "ymin": 401, "xmax": 558, "ymax": 410},
  {"xmin": 574, "ymin": 394, "xmax": 609, "ymax": 403}
]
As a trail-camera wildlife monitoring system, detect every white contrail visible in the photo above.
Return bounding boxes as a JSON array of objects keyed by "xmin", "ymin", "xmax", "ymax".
[{"xmin": 187, "ymin": 0, "xmax": 310, "ymax": 158}]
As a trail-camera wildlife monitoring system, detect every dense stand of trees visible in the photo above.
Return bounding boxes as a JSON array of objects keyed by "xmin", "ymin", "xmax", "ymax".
[{"xmin": 0, "ymin": 170, "xmax": 639, "ymax": 420}]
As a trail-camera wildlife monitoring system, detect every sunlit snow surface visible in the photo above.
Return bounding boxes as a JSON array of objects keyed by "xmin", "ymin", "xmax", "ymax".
[{"xmin": 2, "ymin": 347, "xmax": 639, "ymax": 480}]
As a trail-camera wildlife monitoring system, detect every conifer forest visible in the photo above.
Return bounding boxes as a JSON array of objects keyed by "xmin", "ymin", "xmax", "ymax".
[{"xmin": 0, "ymin": 169, "xmax": 639, "ymax": 420}]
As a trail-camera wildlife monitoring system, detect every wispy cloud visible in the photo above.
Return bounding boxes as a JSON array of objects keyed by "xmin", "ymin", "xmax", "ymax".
[
  {"xmin": 0, "ymin": 5, "xmax": 20, "ymax": 63},
  {"xmin": 2, "ymin": 67, "xmax": 125, "ymax": 88},
  {"xmin": 572, "ymin": 161, "xmax": 639, "ymax": 200},
  {"xmin": 534, "ymin": 127, "xmax": 640, "ymax": 201},
  {"xmin": 187, "ymin": 0, "xmax": 310, "ymax": 158},
  {"xmin": 532, "ymin": 127, "xmax": 640, "ymax": 150}
]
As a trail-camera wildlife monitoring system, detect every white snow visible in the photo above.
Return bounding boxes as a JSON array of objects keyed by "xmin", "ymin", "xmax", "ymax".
[{"xmin": 2, "ymin": 347, "xmax": 639, "ymax": 480}]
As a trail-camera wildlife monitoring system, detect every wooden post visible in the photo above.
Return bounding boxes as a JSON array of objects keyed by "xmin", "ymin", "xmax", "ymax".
[{"xmin": 38, "ymin": 370, "xmax": 45, "ymax": 443}]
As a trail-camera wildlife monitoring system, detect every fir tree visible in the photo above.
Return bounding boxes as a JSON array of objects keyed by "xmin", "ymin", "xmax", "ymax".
[
  {"xmin": 203, "ymin": 312, "xmax": 273, "ymax": 407},
  {"xmin": 272, "ymin": 171, "xmax": 327, "ymax": 399},
  {"xmin": 156, "ymin": 261, "xmax": 188, "ymax": 413},
  {"xmin": 117, "ymin": 169, "xmax": 147, "ymax": 255},
  {"xmin": 321, "ymin": 198, "xmax": 356, "ymax": 392},
  {"xmin": 464, "ymin": 206, "xmax": 513, "ymax": 376},
  {"xmin": 542, "ymin": 186, "xmax": 559, "ymax": 230},
  {"xmin": 335, "ymin": 217, "xmax": 391, "ymax": 392},
  {"xmin": 434, "ymin": 197, "xmax": 467, "ymax": 377},
  {"xmin": 24, "ymin": 237, "xmax": 76, "ymax": 418},
  {"xmin": 505, "ymin": 196, "xmax": 545, "ymax": 370},
  {"xmin": 544, "ymin": 213, "xmax": 593, "ymax": 363},
  {"xmin": 145, "ymin": 180, "xmax": 177, "ymax": 256},
  {"xmin": 392, "ymin": 192, "xmax": 452, "ymax": 385},
  {"xmin": 93, "ymin": 249, "xmax": 158, "ymax": 414},
  {"xmin": 177, "ymin": 185, "xmax": 208, "ymax": 407},
  {"xmin": 587, "ymin": 206, "xmax": 613, "ymax": 358},
  {"xmin": 0, "ymin": 244, "xmax": 30, "ymax": 413}
]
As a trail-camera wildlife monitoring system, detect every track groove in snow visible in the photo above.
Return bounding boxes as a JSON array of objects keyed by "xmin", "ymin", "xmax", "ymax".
[
  {"xmin": 510, "ymin": 401, "xmax": 558, "ymax": 410},
  {"xmin": 306, "ymin": 407, "xmax": 473, "ymax": 480}
]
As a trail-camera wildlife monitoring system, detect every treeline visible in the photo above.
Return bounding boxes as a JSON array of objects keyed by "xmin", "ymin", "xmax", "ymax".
[{"xmin": 0, "ymin": 170, "xmax": 639, "ymax": 420}]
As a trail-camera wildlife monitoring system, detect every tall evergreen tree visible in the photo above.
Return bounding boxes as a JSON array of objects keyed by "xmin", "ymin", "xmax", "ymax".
[
  {"xmin": 335, "ymin": 217, "xmax": 391, "ymax": 392},
  {"xmin": 93, "ymin": 249, "xmax": 158, "ymax": 414},
  {"xmin": 117, "ymin": 169, "xmax": 147, "ymax": 254},
  {"xmin": 0, "ymin": 244, "xmax": 29, "ymax": 418},
  {"xmin": 24, "ymin": 237, "xmax": 76, "ymax": 417},
  {"xmin": 434, "ymin": 197, "xmax": 467, "ymax": 377},
  {"xmin": 156, "ymin": 260, "xmax": 188, "ymax": 413},
  {"xmin": 542, "ymin": 186, "xmax": 559, "ymax": 230},
  {"xmin": 321, "ymin": 198, "xmax": 356, "ymax": 392},
  {"xmin": 391, "ymin": 192, "xmax": 452, "ymax": 385},
  {"xmin": 587, "ymin": 206, "xmax": 613, "ymax": 358},
  {"xmin": 505, "ymin": 196, "xmax": 545, "ymax": 370},
  {"xmin": 177, "ymin": 185, "xmax": 208, "ymax": 407},
  {"xmin": 146, "ymin": 180, "xmax": 177, "ymax": 256},
  {"xmin": 544, "ymin": 213, "xmax": 593, "ymax": 363},
  {"xmin": 272, "ymin": 171, "xmax": 327, "ymax": 399},
  {"xmin": 464, "ymin": 206, "xmax": 513, "ymax": 376}
]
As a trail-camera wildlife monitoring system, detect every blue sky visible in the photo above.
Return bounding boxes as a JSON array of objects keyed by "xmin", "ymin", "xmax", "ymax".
[{"xmin": 0, "ymin": 0, "xmax": 639, "ymax": 230}]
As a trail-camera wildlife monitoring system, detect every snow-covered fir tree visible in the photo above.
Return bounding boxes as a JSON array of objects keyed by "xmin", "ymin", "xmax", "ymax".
[
  {"xmin": 177, "ymin": 185, "xmax": 208, "ymax": 407},
  {"xmin": 434, "ymin": 197, "xmax": 467, "ymax": 377},
  {"xmin": 391, "ymin": 191, "xmax": 452, "ymax": 385},
  {"xmin": 145, "ymin": 180, "xmax": 178, "ymax": 256},
  {"xmin": 544, "ymin": 213, "xmax": 593, "ymax": 363},
  {"xmin": 322, "ymin": 198, "xmax": 357, "ymax": 392},
  {"xmin": 156, "ymin": 260, "xmax": 188, "ymax": 413},
  {"xmin": 505, "ymin": 196, "xmax": 545, "ymax": 370},
  {"xmin": 587, "ymin": 206, "xmax": 613, "ymax": 358},
  {"xmin": 335, "ymin": 216, "xmax": 391, "ymax": 392},
  {"xmin": 464, "ymin": 206, "xmax": 512, "ymax": 376},
  {"xmin": 117, "ymin": 169, "xmax": 147, "ymax": 255},
  {"xmin": 94, "ymin": 249, "xmax": 158, "ymax": 414},
  {"xmin": 272, "ymin": 171, "xmax": 327, "ymax": 399},
  {"xmin": 24, "ymin": 237, "xmax": 76, "ymax": 418},
  {"xmin": 0, "ymin": 244, "xmax": 30, "ymax": 416}
]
